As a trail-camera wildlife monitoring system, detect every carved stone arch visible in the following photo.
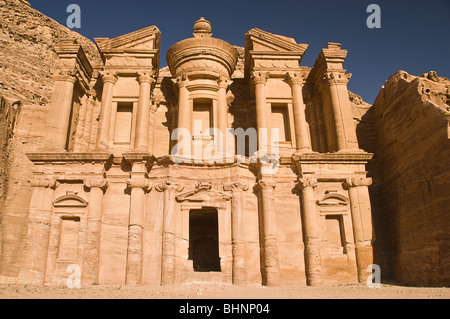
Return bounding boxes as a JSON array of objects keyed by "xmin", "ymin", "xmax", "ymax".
[
  {"xmin": 316, "ymin": 193, "xmax": 349, "ymax": 207},
  {"xmin": 53, "ymin": 194, "xmax": 88, "ymax": 208}
]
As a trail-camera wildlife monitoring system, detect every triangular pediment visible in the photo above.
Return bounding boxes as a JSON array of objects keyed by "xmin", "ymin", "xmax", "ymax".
[
  {"xmin": 246, "ymin": 28, "xmax": 308, "ymax": 53},
  {"xmin": 95, "ymin": 25, "xmax": 161, "ymax": 53}
]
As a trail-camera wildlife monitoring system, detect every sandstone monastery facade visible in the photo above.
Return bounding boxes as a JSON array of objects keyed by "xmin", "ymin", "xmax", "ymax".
[{"xmin": 13, "ymin": 18, "xmax": 375, "ymax": 287}]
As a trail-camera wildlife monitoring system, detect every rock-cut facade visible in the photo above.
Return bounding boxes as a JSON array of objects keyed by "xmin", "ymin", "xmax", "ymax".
[{"xmin": 16, "ymin": 18, "xmax": 375, "ymax": 287}]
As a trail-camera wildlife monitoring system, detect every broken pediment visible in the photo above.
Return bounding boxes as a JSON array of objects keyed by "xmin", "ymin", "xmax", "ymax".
[
  {"xmin": 95, "ymin": 25, "xmax": 161, "ymax": 70},
  {"xmin": 245, "ymin": 28, "xmax": 308, "ymax": 77},
  {"xmin": 245, "ymin": 28, "xmax": 308, "ymax": 53},
  {"xmin": 95, "ymin": 25, "xmax": 161, "ymax": 53},
  {"xmin": 176, "ymin": 182, "xmax": 231, "ymax": 203}
]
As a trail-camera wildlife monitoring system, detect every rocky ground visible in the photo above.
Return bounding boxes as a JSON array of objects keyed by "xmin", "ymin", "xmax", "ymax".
[{"xmin": 0, "ymin": 282, "xmax": 448, "ymax": 299}]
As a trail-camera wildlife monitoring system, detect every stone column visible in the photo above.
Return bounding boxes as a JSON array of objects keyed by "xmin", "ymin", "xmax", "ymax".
[
  {"xmin": 80, "ymin": 92, "xmax": 95, "ymax": 152},
  {"xmin": 44, "ymin": 75, "xmax": 77, "ymax": 151},
  {"xmin": 286, "ymin": 73, "xmax": 312, "ymax": 151},
  {"xmin": 252, "ymin": 72, "xmax": 270, "ymax": 151},
  {"xmin": 19, "ymin": 177, "xmax": 59, "ymax": 285},
  {"xmin": 125, "ymin": 173, "xmax": 151, "ymax": 286},
  {"xmin": 173, "ymin": 78, "xmax": 191, "ymax": 158},
  {"xmin": 217, "ymin": 77, "xmax": 229, "ymax": 157},
  {"xmin": 177, "ymin": 78, "xmax": 191, "ymax": 134},
  {"xmin": 155, "ymin": 180, "xmax": 184, "ymax": 286},
  {"xmin": 82, "ymin": 177, "xmax": 108, "ymax": 285},
  {"xmin": 254, "ymin": 179, "xmax": 280, "ymax": 286},
  {"xmin": 324, "ymin": 71, "xmax": 359, "ymax": 151},
  {"xmin": 134, "ymin": 73, "xmax": 154, "ymax": 152},
  {"xmin": 297, "ymin": 176, "xmax": 322, "ymax": 286},
  {"xmin": 224, "ymin": 182, "xmax": 249, "ymax": 285},
  {"xmin": 343, "ymin": 175, "xmax": 374, "ymax": 283},
  {"xmin": 96, "ymin": 72, "xmax": 118, "ymax": 151}
]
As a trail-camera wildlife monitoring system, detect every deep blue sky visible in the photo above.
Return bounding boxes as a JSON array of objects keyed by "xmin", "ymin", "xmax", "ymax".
[{"xmin": 29, "ymin": 0, "xmax": 450, "ymax": 104}]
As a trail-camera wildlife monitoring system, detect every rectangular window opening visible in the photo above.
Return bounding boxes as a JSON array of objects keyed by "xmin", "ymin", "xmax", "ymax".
[
  {"xmin": 193, "ymin": 99, "xmax": 213, "ymax": 138},
  {"xmin": 271, "ymin": 104, "xmax": 291, "ymax": 142},
  {"xmin": 114, "ymin": 102, "xmax": 133, "ymax": 144}
]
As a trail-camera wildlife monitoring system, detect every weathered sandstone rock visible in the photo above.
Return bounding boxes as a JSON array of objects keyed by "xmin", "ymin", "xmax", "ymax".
[{"xmin": 359, "ymin": 70, "xmax": 450, "ymax": 286}]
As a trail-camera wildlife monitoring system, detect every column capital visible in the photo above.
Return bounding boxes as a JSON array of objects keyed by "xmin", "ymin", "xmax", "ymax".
[
  {"xmin": 251, "ymin": 71, "xmax": 269, "ymax": 85},
  {"xmin": 254, "ymin": 179, "xmax": 276, "ymax": 192},
  {"xmin": 285, "ymin": 72, "xmax": 304, "ymax": 86},
  {"xmin": 100, "ymin": 71, "xmax": 118, "ymax": 84},
  {"xmin": 343, "ymin": 176, "xmax": 372, "ymax": 188},
  {"xmin": 297, "ymin": 177, "xmax": 318, "ymax": 190},
  {"xmin": 30, "ymin": 177, "xmax": 59, "ymax": 189},
  {"xmin": 155, "ymin": 180, "xmax": 184, "ymax": 193},
  {"xmin": 83, "ymin": 177, "xmax": 109, "ymax": 191},
  {"xmin": 217, "ymin": 75, "xmax": 232, "ymax": 89},
  {"xmin": 323, "ymin": 71, "xmax": 351, "ymax": 85},
  {"xmin": 137, "ymin": 72, "xmax": 156, "ymax": 84},
  {"xmin": 223, "ymin": 181, "xmax": 249, "ymax": 192},
  {"xmin": 174, "ymin": 74, "xmax": 190, "ymax": 88},
  {"xmin": 127, "ymin": 178, "xmax": 152, "ymax": 191}
]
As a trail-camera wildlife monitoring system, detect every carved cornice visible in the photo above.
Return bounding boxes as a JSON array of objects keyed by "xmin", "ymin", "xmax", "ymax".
[{"xmin": 26, "ymin": 152, "xmax": 113, "ymax": 164}]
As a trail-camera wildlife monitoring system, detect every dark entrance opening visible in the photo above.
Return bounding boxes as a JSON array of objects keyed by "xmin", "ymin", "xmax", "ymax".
[{"xmin": 189, "ymin": 208, "xmax": 221, "ymax": 272}]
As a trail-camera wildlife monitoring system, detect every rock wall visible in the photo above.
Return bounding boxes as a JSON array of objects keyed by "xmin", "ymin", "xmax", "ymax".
[
  {"xmin": 0, "ymin": 0, "xmax": 101, "ymax": 104},
  {"xmin": 359, "ymin": 71, "xmax": 450, "ymax": 286},
  {"xmin": 0, "ymin": 0, "xmax": 101, "ymax": 277},
  {"xmin": 0, "ymin": 95, "xmax": 20, "ymax": 262}
]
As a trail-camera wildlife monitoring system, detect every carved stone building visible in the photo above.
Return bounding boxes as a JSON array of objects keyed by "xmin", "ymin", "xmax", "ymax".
[{"xmin": 17, "ymin": 18, "xmax": 374, "ymax": 286}]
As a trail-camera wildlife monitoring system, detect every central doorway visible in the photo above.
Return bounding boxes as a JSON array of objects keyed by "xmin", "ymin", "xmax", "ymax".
[{"xmin": 189, "ymin": 208, "xmax": 221, "ymax": 272}]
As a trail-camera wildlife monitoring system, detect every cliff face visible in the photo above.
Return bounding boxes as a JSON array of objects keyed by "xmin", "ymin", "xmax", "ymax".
[
  {"xmin": 360, "ymin": 70, "xmax": 450, "ymax": 286},
  {"xmin": 0, "ymin": 0, "xmax": 101, "ymax": 104},
  {"xmin": 0, "ymin": 0, "xmax": 101, "ymax": 276}
]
